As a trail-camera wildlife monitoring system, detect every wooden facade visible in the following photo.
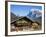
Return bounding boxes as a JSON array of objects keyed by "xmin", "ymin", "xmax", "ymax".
[{"xmin": 11, "ymin": 17, "xmax": 41, "ymax": 32}]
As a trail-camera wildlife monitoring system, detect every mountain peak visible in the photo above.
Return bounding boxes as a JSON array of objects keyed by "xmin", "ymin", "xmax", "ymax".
[{"xmin": 27, "ymin": 9, "xmax": 42, "ymax": 18}]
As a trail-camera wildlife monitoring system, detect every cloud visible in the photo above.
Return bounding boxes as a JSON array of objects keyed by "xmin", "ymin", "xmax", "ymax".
[{"xmin": 30, "ymin": 8, "xmax": 41, "ymax": 12}]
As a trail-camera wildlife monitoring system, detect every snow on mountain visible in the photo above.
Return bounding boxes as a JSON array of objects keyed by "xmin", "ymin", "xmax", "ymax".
[
  {"xmin": 27, "ymin": 9, "xmax": 42, "ymax": 24},
  {"xmin": 27, "ymin": 9, "xmax": 42, "ymax": 18}
]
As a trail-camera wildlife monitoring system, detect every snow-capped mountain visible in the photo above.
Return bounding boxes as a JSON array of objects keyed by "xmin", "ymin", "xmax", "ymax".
[
  {"xmin": 27, "ymin": 9, "xmax": 42, "ymax": 24},
  {"xmin": 27, "ymin": 9, "xmax": 42, "ymax": 19}
]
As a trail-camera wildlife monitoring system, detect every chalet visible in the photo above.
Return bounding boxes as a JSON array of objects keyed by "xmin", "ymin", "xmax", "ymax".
[{"xmin": 11, "ymin": 17, "xmax": 41, "ymax": 32}]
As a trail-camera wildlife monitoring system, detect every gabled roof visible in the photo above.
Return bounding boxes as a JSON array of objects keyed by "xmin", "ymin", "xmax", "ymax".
[
  {"xmin": 11, "ymin": 16, "xmax": 35, "ymax": 24},
  {"xmin": 11, "ymin": 12, "xmax": 41, "ymax": 24}
]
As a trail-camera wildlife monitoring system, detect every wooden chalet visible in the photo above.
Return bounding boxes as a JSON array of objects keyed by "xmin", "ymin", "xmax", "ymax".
[{"xmin": 11, "ymin": 17, "xmax": 41, "ymax": 32}]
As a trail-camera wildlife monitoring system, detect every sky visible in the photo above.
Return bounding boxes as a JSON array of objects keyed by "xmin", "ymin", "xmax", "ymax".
[{"xmin": 10, "ymin": 5, "xmax": 42, "ymax": 16}]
